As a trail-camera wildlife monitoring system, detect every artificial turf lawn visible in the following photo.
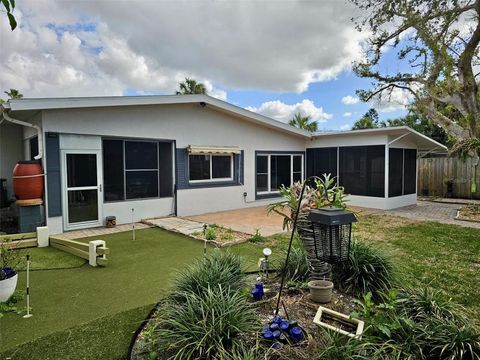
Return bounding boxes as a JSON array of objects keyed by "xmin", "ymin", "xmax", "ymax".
[{"xmin": 0, "ymin": 228, "xmax": 212, "ymax": 354}]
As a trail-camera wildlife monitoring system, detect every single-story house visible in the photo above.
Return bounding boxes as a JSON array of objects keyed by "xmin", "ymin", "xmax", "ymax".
[{"xmin": 0, "ymin": 95, "xmax": 446, "ymax": 234}]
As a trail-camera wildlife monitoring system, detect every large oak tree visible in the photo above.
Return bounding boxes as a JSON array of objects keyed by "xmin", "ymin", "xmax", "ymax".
[{"xmin": 351, "ymin": 0, "xmax": 480, "ymax": 158}]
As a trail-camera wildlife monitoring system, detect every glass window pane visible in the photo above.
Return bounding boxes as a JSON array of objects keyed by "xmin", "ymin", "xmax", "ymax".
[
  {"xmin": 67, "ymin": 154, "xmax": 97, "ymax": 188},
  {"xmin": 293, "ymin": 155, "xmax": 302, "ymax": 172},
  {"xmin": 257, "ymin": 174, "xmax": 268, "ymax": 192},
  {"xmin": 293, "ymin": 172, "xmax": 302, "ymax": 182},
  {"xmin": 271, "ymin": 155, "xmax": 291, "ymax": 190},
  {"xmin": 126, "ymin": 171, "xmax": 159, "ymax": 199},
  {"xmin": 67, "ymin": 190, "xmax": 98, "ymax": 223},
  {"xmin": 256, "ymin": 155, "xmax": 268, "ymax": 173},
  {"xmin": 212, "ymin": 156, "xmax": 231, "ymax": 179},
  {"xmin": 103, "ymin": 140, "xmax": 125, "ymax": 201},
  {"xmin": 125, "ymin": 141, "xmax": 158, "ymax": 170},
  {"xmin": 189, "ymin": 155, "xmax": 211, "ymax": 180}
]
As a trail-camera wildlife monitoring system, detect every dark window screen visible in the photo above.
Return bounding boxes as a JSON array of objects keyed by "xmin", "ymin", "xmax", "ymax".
[
  {"xmin": 306, "ymin": 147, "xmax": 337, "ymax": 179},
  {"xmin": 103, "ymin": 140, "xmax": 125, "ymax": 201},
  {"xmin": 339, "ymin": 145, "xmax": 385, "ymax": 197},
  {"xmin": 256, "ymin": 156, "xmax": 268, "ymax": 192},
  {"xmin": 403, "ymin": 149, "xmax": 417, "ymax": 194},
  {"xmin": 189, "ymin": 155, "xmax": 211, "ymax": 180},
  {"xmin": 67, "ymin": 154, "xmax": 97, "ymax": 188},
  {"xmin": 126, "ymin": 171, "xmax": 158, "ymax": 199},
  {"xmin": 212, "ymin": 156, "xmax": 231, "ymax": 179},
  {"xmin": 125, "ymin": 141, "xmax": 158, "ymax": 169},
  {"xmin": 271, "ymin": 155, "xmax": 291, "ymax": 190},
  {"xmin": 159, "ymin": 142, "xmax": 173, "ymax": 197},
  {"xmin": 389, "ymin": 148, "xmax": 403, "ymax": 197}
]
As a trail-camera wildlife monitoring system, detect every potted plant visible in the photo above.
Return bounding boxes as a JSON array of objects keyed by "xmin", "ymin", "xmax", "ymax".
[
  {"xmin": 0, "ymin": 240, "xmax": 21, "ymax": 302},
  {"xmin": 267, "ymin": 174, "xmax": 348, "ymax": 301}
]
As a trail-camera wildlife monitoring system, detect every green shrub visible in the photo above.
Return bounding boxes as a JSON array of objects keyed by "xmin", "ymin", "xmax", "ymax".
[
  {"xmin": 249, "ymin": 229, "xmax": 265, "ymax": 243},
  {"xmin": 156, "ymin": 285, "xmax": 258, "ymax": 360},
  {"xmin": 172, "ymin": 250, "xmax": 245, "ymax": 298},
  {"xmin": 205, "ymin": 226, "xmax": 216, "ymax": 240},
  {"xmin": 333, "ymin": 240, "xmax": 393, "ymax": 298},
  {"xmin": 277, "ymin": 246, "xmax": 310, "ymax": 282}
]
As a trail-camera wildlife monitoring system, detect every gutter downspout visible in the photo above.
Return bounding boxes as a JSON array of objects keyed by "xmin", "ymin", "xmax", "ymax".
[{"xmin": 1, "ymin": 110, "xmax": 43, "ymax": 160}]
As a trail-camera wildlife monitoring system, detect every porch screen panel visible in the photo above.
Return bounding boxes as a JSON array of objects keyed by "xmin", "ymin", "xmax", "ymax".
[
  {"xmin": 103, "ymin": 139, "xmax": 125, "ymax": 201},
  {"xmin": 306, "ymin": 147, "xmax": 337, "ymax": 179},
  {"xmin": 339, "ymin": 145, "xmax": 385, "ymax": 197},
  {"xmin": 403, "ymin": 149, "xmax": 417, "ymax": 194},
  {"xmin": 159, "ymin": 142, "xmax": 173, "ymax": 197},
  {"xmin": 270, "ymin": 155, "xmax": 291, "ymax": 190},
  {"xmin": 388, "ymin": 148, "xmax": 403, "ymax": 197}
]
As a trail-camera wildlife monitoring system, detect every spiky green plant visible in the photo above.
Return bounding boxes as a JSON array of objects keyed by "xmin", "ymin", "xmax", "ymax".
[
  {"xmin": 172, "ymin": 250, "xmax": 245, "ymax": 299},
  {"xmin": 156, "ymin": 285, "xmax": 258, "ymax": 360},
  {"xmin": 276, "ymin": 246, "xmax": 310, "ymax": 282},
  {"xmin": 333, "ymin": 240, "xmax": 393, "ymax": 298}
]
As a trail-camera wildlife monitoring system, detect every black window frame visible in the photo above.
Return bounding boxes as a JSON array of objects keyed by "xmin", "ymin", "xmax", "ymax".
[
  {"xmin": 188, "ymin": 154, "xmax": 234, "ymax": 183},
  {"xmin": 102, "ymin": 138, "xmax": 174, "ymax": 202}
]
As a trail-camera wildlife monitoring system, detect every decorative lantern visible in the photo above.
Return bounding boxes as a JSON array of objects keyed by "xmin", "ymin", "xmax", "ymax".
[{"xmin": 307, "ymin": 208, "xmax": 357, "ymax": 264}]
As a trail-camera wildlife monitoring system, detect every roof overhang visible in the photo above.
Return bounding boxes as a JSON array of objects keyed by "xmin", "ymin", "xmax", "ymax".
[
  {"xmin": 5, "ymin": 94, "xmax": 311, "ymax": 139},
  {"xmin": 312, "ymin": 126, "xmax": 448, "ymax": 153}
]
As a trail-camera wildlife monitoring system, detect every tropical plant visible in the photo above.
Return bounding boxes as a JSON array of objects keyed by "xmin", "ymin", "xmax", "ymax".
[
  {"xmin": 333, "ymin": 240, "xmax": 393, "ymax": 298},
  {"xmin": 267, "ymin": 173, "xmax": 348, "ymax": 230},
  {"xmin": 276, "ymin": 246, "xmax": 310, "ymax": 283},
  {"xmin": 172, "ymin": 250, "xmax": 245, "ymax": 298},
  {"xmin": 175, "ymin": 77, "xmax": 207, "ymax": 95},
  {"xmin": 0, "ymin": 240, "xmax": 22, "ymax": 280},
  {"xmin": 288, "ymin": 112, "xmax": 318, "ymax": 132},
  {"xmin": 155, "ymin": 285, "xmax": 258, "ymax": 360},
  {"xmin": 352, "ymin": 109, "xmax": 385, "ymax": 130},
  {"xmin": 249, "ymin": 229, "xmax": 265, "ymax": 243},
  {"xmin": 205, "ymin": 226, "xmax": 216, "ymax": 240},
  {"xmin": 0, "ymin": 88, "xmax": 23, "ymax": 105}
]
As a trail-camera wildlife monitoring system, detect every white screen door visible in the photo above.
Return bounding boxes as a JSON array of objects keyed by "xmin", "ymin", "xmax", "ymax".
[{"xmin": 62, "ymin": 150, "xmax": 103, "ymax": 230}]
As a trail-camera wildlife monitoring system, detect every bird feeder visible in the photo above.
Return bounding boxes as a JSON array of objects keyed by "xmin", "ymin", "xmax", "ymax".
[{"xmin": 307, "ymin": 208, "xmax": 357, "ymax": 264}]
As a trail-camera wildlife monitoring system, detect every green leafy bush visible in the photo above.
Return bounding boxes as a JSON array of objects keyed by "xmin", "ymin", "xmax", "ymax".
[
  {"xmin": 333, "ymin": 240, "xmax": 393, "ymax": 298},
  {"xmin": 249, "ymin": 229, "xmax": 265, "ymax": 243},
  {"xmin": 351, "ymin": 288, "xmax": 480, "ymax": 359},
  {"xmin": 156, "ymin": 285, "xmax": 258, "ymax": 360},
  {"xmin": 172, "ymin": 250, "xmax": 245, "ymax": 298},
  {"xmin": 277, "ymin": 246, "xmax": 310, "ymax": 282},
  {"xmin": 205, "ymin": 226, "xmax": 217, "ymax": 240}
]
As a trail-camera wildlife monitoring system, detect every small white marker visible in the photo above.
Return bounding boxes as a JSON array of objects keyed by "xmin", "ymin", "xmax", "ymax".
[{"xmin": 23, "ymin": 254, "xmax": 32, "ymax": 318}]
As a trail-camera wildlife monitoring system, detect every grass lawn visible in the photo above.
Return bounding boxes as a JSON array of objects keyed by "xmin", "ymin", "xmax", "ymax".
[{"xmin": 2, "ymin": 214, "xmax": 479, "ymax": 359}]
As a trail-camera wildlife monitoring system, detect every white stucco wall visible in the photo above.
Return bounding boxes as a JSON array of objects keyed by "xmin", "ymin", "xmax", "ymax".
[
  {"xmin": 0, "ymin": 123, "xmax": 23, "ymax": 200},
  {"xmin": 41, "ymin": 104, "xmax": 306, "ymax": 227}
]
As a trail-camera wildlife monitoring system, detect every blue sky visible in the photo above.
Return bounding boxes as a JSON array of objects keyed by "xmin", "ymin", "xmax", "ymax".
[{"xmin": 1, "ymin": 0, "xmax": 410, "ymax": 131}]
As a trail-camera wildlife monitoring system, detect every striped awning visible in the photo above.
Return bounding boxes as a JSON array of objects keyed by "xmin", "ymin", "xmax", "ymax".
[{"xmin": 187, "ymin": 145, "xmax": 241, "ymax": 155}]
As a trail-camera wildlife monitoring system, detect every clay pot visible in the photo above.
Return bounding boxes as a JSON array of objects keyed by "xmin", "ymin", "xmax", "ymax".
[
  {"xmin": 12, "ymin": 161, "xmax": 44, "ymax": 203},
  {"xmin": 308, "ymin": 280, "xmax": 333, "ymax": 303}
]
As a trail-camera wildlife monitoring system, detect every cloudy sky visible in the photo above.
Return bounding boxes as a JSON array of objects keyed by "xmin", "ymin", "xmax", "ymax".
[{"xmin": 0, "ymin": 0, "xmax": 410, "ymax": 130}]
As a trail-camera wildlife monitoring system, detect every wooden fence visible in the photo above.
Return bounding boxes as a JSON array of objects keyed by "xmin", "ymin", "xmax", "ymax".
[{"xmin": 417, "ymin": 157, "xmax": 480, "ymax": 199}]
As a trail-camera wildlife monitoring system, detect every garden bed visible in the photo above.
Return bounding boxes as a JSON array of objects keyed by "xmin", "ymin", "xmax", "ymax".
[
  {"xmin": 191, "ymin": 224, "xmax": 252, "ymax": 247},
  {"xmin": 456, "ymin": 204, "xmax": 480, "ymax": 222},
  {"xmin": 129, "ymin": 275, "xmax": 357, "ymax": 360}
]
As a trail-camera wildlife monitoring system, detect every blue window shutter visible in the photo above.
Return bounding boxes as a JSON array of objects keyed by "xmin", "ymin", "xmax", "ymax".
[
  {"xmin": 176, "ymin": 148, "xmax": 189, "ymax": 189},
  {"xmin": 45, "ymin": 132, "xmax": 62, "ymax": 216}
]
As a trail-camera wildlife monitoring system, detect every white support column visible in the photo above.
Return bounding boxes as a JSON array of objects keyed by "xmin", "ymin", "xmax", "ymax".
[{"xmin": 384, "ymin": 144, "xmax": 389, "ymax": 199}]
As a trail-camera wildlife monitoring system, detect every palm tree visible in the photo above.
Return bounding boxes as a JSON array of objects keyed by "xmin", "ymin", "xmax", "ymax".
[
  {"xmin": 175, "ymin": 78, "xmax": 207, "ymax": 95},
  {"xmin": 288, "ymin": 113, "xmax": 318, "ymax": 132},
  {"xmin": 4, "ymin": 89, "xmax": 23, "ymax": 99}
]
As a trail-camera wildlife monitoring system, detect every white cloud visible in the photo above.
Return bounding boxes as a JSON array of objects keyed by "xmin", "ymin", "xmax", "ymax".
[
  {"xmin": 340, "ymin": 124, "xmax": 351, "ymax": 130},
  {"xmin": 0, "ymin": 0, "xmax": 366, "ymax": 97},
  {"xmin": 341, "ymin": 95, "xmax": 359, "ymax": 105},
  {"xmin": 246, "ymin": 99, "xmax": 332, "ymax": 123},
  {"xmin": 370, "ymin": 87, "xmax": 412, "ymax": 113},
  {"xmin": 343, "ymin": 112, "xmax": 352, "ymax": 117}
]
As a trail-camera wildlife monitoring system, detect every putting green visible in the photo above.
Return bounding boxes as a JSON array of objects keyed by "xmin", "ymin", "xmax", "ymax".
[{"xmin": 0, "ymin": 228, "xmax": 211, "ymax": 352}]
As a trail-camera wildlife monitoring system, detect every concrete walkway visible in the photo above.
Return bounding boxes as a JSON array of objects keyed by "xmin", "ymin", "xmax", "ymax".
[
  {"xmin": 143, "ymin": 217, "xmax": 205, "ymax": 237},
  {"xmin": 53, "ymin": 223, "xmax": 151, "ymax": 240}
]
